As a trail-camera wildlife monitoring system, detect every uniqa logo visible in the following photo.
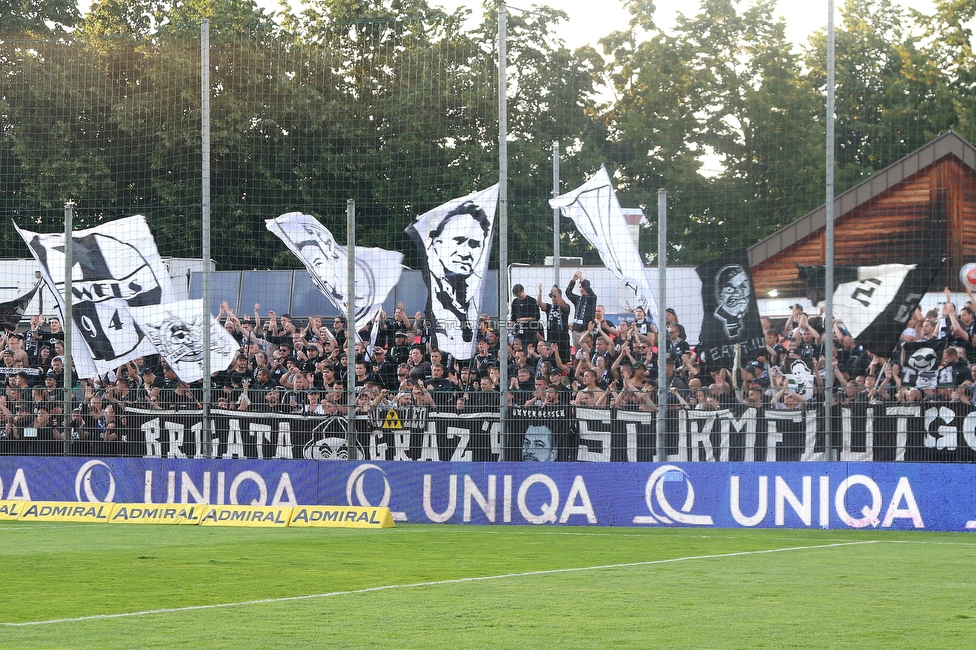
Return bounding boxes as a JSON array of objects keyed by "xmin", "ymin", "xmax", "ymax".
[
  {"xmin": 75, "ymin": 460, "xmax": 116, "ymax": 503},
  {"xmin": 345, "ymin": 464, "xmax": 407, "ymax": 521},
  {"xmin": 633, "ymin": 465, "xmax": 714, "ymax": 525}
]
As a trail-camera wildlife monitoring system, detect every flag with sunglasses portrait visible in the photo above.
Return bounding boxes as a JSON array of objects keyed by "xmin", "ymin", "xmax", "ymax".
[{"xmin": 696, "ymin": 250, "xmax": 764, "ymax": 370}]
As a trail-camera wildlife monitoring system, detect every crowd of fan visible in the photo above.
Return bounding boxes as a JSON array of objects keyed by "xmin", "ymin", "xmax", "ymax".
[{"xmin": 5, "ymin": 275, "xmax": 976, "ymax": 455}]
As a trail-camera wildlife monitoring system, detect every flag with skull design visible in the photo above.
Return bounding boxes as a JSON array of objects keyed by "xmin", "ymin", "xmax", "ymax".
[
  {"xmin": 901, "ymin": 338, "xmax": 948, "ymax": 390},
  {"xmin": 130, "ymin": 300, "xmax": 239, "ymax": 383},
  {"xmin": 696, "ymin": 250, "xmax": 764, "ymax": 370}
]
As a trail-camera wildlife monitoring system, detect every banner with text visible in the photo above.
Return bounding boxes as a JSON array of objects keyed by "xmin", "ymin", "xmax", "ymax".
[{"xmin": 1, "ymin": 457, "xmax": 975, "ymax": 531}]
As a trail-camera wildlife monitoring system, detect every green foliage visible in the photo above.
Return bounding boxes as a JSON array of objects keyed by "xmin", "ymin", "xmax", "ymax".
[
  {"xmin": 0, "ymin": 0, "xmax": 971, "ymax": 273},
  {"xmin": 0, "ymin": 0, "xmax": 78, "ymax": 34},
  {"xmin": 806, "ymin": 0, "xmax": 957, "ymax": 190},
  {"xmin": 605, "ymin": 0, "xmax": 824, "ymax": 264}
]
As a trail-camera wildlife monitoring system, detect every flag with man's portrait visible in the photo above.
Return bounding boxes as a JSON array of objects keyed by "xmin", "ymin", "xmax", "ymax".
[
  {"xmin": 549, "ymin": 166, "xmax": 658, "ymax": 317},
  {"xmin": 16, "ymin": 216, "xmax": 173, "ymax": 378},
  {"xmin": 696, "ymin": 250, "xmax": 764, "ymax": 370},
  {"xmin": 266, "ymin": 212, "xmax": 403, "ymax": 333},
  {"xmin": 406, "ymin": 184, "xmax": 499, "ymax": 360}
]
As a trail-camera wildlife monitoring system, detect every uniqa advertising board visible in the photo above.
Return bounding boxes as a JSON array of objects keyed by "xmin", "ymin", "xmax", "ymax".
[{"xmin": 0, "ymin": 458, "xmax": 974, "ymax": 531}]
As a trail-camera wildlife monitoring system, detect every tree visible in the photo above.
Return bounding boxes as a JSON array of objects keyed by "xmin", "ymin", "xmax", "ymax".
[
  {"xmin": 0, "ymin": 0, "xmax": 78, "ymax": 35},
  {"xmin": 805, "ymin": 0, "xmax": 957, "ymax": 192},
  {"xmin": 603, "ymin": 0, "xmax": 820, "ymax": 264}
]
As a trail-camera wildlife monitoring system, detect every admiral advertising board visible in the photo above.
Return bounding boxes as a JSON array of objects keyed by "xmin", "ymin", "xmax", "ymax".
[{"xmin": 1, "ymin": 457, "xmax": 975, "ymax": 532}]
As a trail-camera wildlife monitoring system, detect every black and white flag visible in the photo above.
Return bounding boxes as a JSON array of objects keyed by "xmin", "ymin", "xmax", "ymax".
[
  {"xmin": 796, "ymin": 264, "xmax": 859, "ymax": 305},
  {"xmin": 267, "ymin": 213, "xmax": 403, "ymax": 332},
  {"xmin": 130, "ymin": 300, "xmax": 239, "ymax": 383},
  {"xmin": 16, "ymin": 216, "xmax": 172, "ymax": 378},
  {"xmin": 902, "ymin": 338, "xmax": 947, "ymax": 390},
  {"xmin": 549, "ymin": 166, "xmax": 658, "ymax": 317},
  {"xmin": 828, "ymin": 262, "xmax": 940, "ymax": 356},
  {"xmin": 0, "ymin": 281, "xmax": 41, "ymax": 331},
  {"xmin": 696, "ymin": 250, "xmax": 764, "ymax": 369},
  {"xmin": 406, "ymin": 184, "xmax": 498, "ymax": 360}
]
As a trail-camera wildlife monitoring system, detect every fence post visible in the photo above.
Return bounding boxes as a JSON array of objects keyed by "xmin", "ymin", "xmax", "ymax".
[
  {"xmin": 201, "ymin": 18, "xmax": 213, "ymax": 457},
  {"xmin": 62, "ymin": 200, "xmax": 74, "ymax": 456}
]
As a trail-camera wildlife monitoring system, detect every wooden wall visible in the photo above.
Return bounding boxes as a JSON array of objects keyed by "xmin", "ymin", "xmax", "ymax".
[{"xmin": 751, "ymin": 156, "xmax": 976, "ymax": 298}]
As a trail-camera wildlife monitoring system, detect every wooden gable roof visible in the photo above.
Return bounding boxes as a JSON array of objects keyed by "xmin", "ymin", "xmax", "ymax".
[{"xmin": 747, "ymin": 131, "xmax": 976, "ymax": 298}]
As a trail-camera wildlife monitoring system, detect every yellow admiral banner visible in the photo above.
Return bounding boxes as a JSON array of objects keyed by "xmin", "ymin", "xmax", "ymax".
[
  {"xmin": 199, "ymin": 505, "xmax": 293, "ymax": 527},
  {"xmin": 1, "ymin": 502, "xmax": 392, "ymax": 529},
  {"xmin": 0, "ymin": 500, "xmax": 27, "ymax": 521},
  {"xmin": 109, "ymin": 504, "xmax": 204, "ymax": 525},
  {"xmin": 18, "ymin": 501, "xmax": 112, "ymax": 523},
  {"xmin": 289, "ymin": 506, "xmax": 395, "ymax": 528}
]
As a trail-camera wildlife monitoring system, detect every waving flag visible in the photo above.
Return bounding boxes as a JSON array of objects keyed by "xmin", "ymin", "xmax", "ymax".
[
  {"xmin": 130, "ymin": 300, "xmax": 239, "ymax": 383},
  {"xmin": 16, "ymin": 216, "xmax": 172, "ymax": 378},
  {"xmin": 406, "ymin": 184, "xmax": 498, "ymax": 360},
  {"xmin": 267, "ymin": 213, "xmax": 403, "ymax": 332},
  {"xmin": 831, "ymin": 263, "xmax": 941, "ymax": 357},
  {"xmin": 549, "ymin": 166, "xmax": 658, "ymax": 317},
  {"xmin": 0, "ymin": 281, "xmax": 41, "ymax": 331}
]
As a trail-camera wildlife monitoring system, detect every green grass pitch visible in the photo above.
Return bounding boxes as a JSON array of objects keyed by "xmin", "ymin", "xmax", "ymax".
[{"xmin": 1, "ymin": 523, "xmax": 975, "ymax": 648}]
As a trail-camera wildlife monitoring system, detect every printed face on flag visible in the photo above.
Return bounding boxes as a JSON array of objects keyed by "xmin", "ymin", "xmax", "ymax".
[
  {"xmin": 715, "ymin": 265, "xmax": 751, "ymax": 319},
  {"xmin": 522, "ymin": 425, "xmax": 556, "ymax": 462},
  {"xmin": 405, "ymin": 185, "xmax": 498, "ymax": 360},
  {"xmin": 296, "ymin": 232, "xmax": 345, "ymax": 304},
  {"xmin": 695, "ymin": 250, "xmax": 764, "ymax": 369},
  {"xmin": 427, "ymin": 204, "xmax": 490, "ymax": 278},
  {"xmin": 267, "ymin": 213, "xmax": 403, "ymax": 331},
  {"xmin": 292, "ymin": 221, "xmax": 373, "ymax": 313}
]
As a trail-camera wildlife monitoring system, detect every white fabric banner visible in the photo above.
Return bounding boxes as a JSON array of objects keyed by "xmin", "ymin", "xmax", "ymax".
[
  {"xmin": 405, "ymin": 184, "xmax": 499, "ymax": 360},
  {"xmin": 16, "ymin": 216, "xmax": 173, "ymax": 379},
  {"xmin": 832, "ymin": 264, "xmax": 915, "ymax": 339},
  {"xmin": 550, "ymin": 166, "xmax": 658, "ymax": 317},
  {"xmin": 266, "ymin": 212, "xmax": 403, "ymax": 332},
  {"xmin": 130, "ymin": 300, "xmax": 239, "ymax": 384}
]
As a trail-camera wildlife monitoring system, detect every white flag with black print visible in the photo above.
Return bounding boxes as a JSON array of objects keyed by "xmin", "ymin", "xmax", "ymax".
[
  {"xmin": 129, "ymin": 300, "xmax": 239, "ymax": 384},
  {"xmin": 831, "ymin": 262, "xmax": 941, "ymax": 356},
  {"xmin": 549, "ymin": 166, "xmax": 658, "ymax": 317},
  {"xmin": 16, "ymin": 216, "xmax": 173, "ymax": 379},
  {"xmin": 405, "ymin": 184, "xmax": 499, "ymax": 360},
  {"xmin": 266, "ymin": 212, "xmax": 403, "ymax": 333}
]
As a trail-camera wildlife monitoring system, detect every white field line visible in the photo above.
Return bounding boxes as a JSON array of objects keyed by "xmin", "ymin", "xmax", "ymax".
[{"xmin": 2, "ymin": 540, "xmax": 877, "ymax": 627}]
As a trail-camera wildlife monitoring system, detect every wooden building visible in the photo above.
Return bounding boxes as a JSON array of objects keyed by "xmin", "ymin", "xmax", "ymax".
[{"xmin": 748, "ymin": 130, "xmax": 976, "ymax": 299}]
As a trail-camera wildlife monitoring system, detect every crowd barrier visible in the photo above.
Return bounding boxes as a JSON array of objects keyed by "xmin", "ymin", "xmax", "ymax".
[
  {"xmin": 0, "ymin": 456, "xmax": 974, "ymax": 531},
  {"xmin": 12, "ymin": 403, "xmax": 975, "ymax": 463}
]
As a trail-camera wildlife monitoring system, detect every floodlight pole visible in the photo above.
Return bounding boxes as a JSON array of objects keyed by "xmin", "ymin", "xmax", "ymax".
[
  {"xmin": 825, "ymin": 0, "xmax": 837, "ymax": 459},
  {"xmin": 201, "ymin": 18, "xmax": 213, "ymax": 456},
  {"xmin": 346, "ymin": 199, "xmax": 358, "ymax": 460},
  {"xmin": 497, "ymin": 1, "xmax": 510, "ymax": 449},
  {"xmin": 552, "ymin": 140, "xmax": 560, "ymax": 287},
  {"xmin": 656, "ymin": 190, "xmax": 667, "ymax": 462},
  {"xmin": 63, "ymin": 201, "xmax": 74, "ymax": 456}
]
